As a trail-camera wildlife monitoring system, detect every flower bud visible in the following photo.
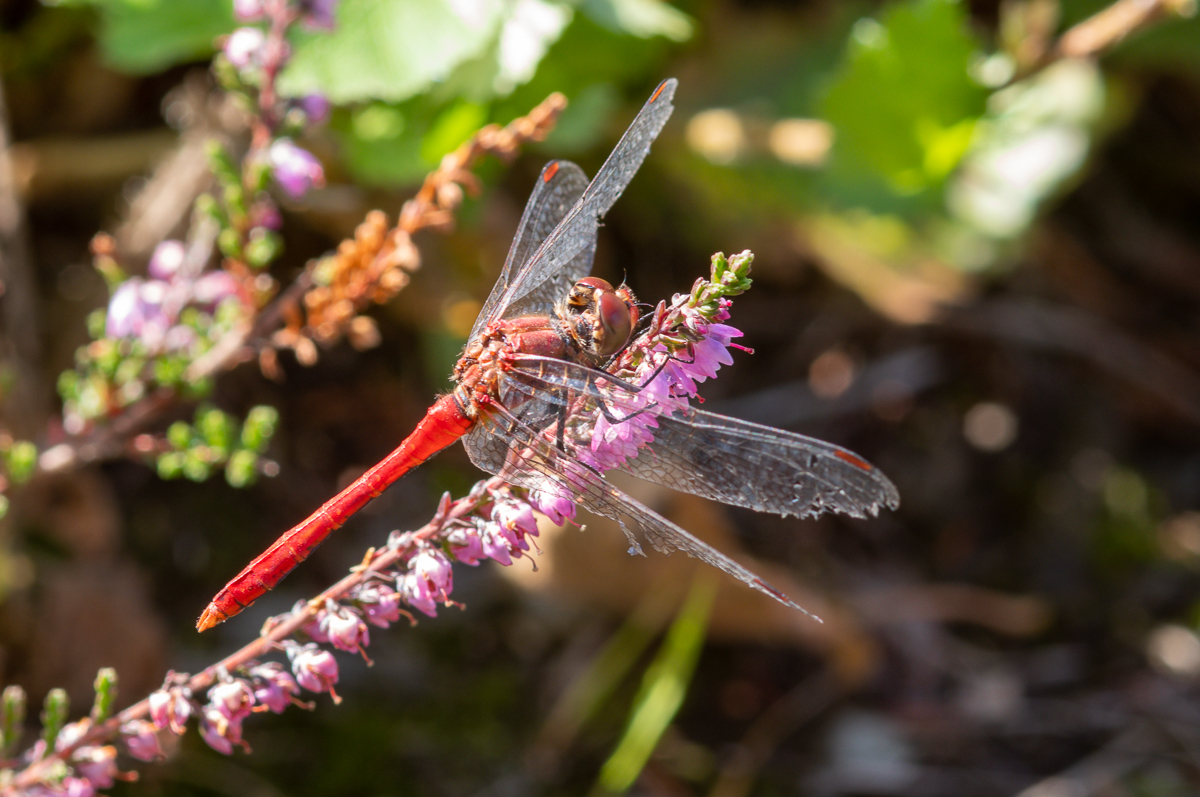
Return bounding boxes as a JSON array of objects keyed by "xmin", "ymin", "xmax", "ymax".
[
  {"xmin": 120, "ymin": 720, "xmax": 163, "ymax": 762},
  {"xmin": 148, "ymin": 685, "xmax": 192, "ymax": 735},
  {"xmin": 224, "ymin": 27, "xmax": 265, "ymax": 70},
  {"xmin": 289, "ymin": 644, "xmax": 340, "ymax": 697},
  {"xmin": 148, "ymin": 240, "xmax": 186, "ymax": 280},
  {"xmin": 248, "ymin": 662, "xmax": 299, "ymax": 714},
  {"xmin": 233, "ymin": 0, "xmax": 265, "ymax": 20},
  {"xmin": 268, "ymin": 139, "xmax": 325, "ymax": 199}
]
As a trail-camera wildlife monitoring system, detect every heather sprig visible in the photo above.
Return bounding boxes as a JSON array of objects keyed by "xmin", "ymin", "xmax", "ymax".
[
  {"xmin": 0, "ymin": 251, "xmax": 755, "ymax": 786},
  {"xmin": 540, "ymin": 251, "xmax": 755, "ymax": 488}
]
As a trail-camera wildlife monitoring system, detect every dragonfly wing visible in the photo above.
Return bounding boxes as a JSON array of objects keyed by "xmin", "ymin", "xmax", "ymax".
[
  {"xmin": 500, "ymin": 356, "xmax": 900, "ymax": 519},
  {"xmin": 471, "ymin": 161, "xmax": 590, "ymax": 342},
  {"xmin": 487, "ymin": 79, "xmax": 677, "ymax": 324},
  {"xmin": 621, "ymin": 408, "xmax": 900, "ymax": 519},
  {"xmin": 477, "ymin": 398, "xmax": 813, "ymax": 615}
]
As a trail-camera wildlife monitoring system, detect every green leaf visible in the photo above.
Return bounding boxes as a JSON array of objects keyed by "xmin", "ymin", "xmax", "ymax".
[
  {"xmin": 279, "ymin": 0, "xmax": 503, "ymax": 104},
  {"xmin": 197, "ymin": 406, "xmax": 233, "ymax": 453},
  {"xmin": 156, "ymin": 451, "xmax": 186, "ymax": 479},
  {"xmin": 225, "ymin": 449, "xmax": 258, "ymax": 488},
  {"xmin": 71, "ymin": 0, "xmax": 236, "ymax": 74},
  {"xmin": 581, "ymin": 0, "xmax": 693, "ymax": 42},
  {"xmin": 241, "ymin": 405, "xmax": 280, "ymax": 453},
  {"xmin": 822, "ymin": 0, "xmax": 987, "ymax": 199},
  {"xmin": 597, "ymin": 575, "xmax": 716, "ymax": 793},
  {"xmin": 4, "ymin": 441, "xmax": 38, "ymax": 485},
  {"xmin": 420, "ymin": 100, "xmax": 488, "ymax": 163}
]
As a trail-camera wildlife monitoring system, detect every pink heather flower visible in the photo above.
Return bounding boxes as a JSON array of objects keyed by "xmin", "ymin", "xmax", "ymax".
[
  {"xmin": 120, "ymin": 720, "xmax": 163, "ymax": 762},
  {"xmin": 163, "ymin": 324, "xmax": 198, "ymax": 352},
  {"xmin": 492, "ymin": 498, "xmax": 538, "ymax": 549},
  {"xmin": 40, "ymin": 777, "xmax": 95, "ymax": 797},
  {"xmin": 289, "ymin": 643, "xmax": 340, "ymax": 697},
  {"xmin": 148, "ymin": 685, "xmax": 192, "ymax": 735},
  {"xmin": 224, "ymin": 27, "xmax": 265, "ymax": 70},
  {"xmin": 268, "ymin": 138, "xmax": 325, "ymax": 199},
  {"xmin": 447, "ymin": 524, "xmax": 485, "ymax": 565},
  {"xmin": 397, "ymin": 571, "xmax": 439, "ymax": 617},
  {"xmin": 199, "ymin": 705, "xmax": 246, "ymax": 755},
  {"xmin": 105, "ymin": 279, "xmax": 145, "ymax": 338},
  {"xmin": 207, "ymin": 679, "xmax": 255, "ymax": 723},
  {"xmin": 72, "ymin": 746, "xmax": 118, "ymax": 789},
  {"xmin": 106, "ymin": 278, "xmax": 173, "ymax": 345},
  {"xmin": 529, "ymin": 486, "xmax": 576, "ymax": 526},
  {"xmin": 478, "ymin": 521, "xmax": 514, "ymax": 567},
  {"xmin": 192, "ymin": 270, "xmax": 239, "ymax": 306},
  {"xmin": 248, "ymin": 662, "xmax": 300, "ymax": 714},
  {"xmin": 68, "ymin": 778, "xmax": 96, "ymax": 797},
  {"xmin": 301, "ymin": 0, "xmax": 338, "ymax": 28},
  {"xmin": 300, "ymin": 600, "xmax": 331, "ymax": 643},
  {"xmin": 355, "ymin": 582, "xmax": 403, "ymax": 627},
  {"xmin": 298, "ymin": 94, "xmax": 331, "ymax": 124},
  {"xmin": 233, "ymin": 0, "xmax": 265, "ymax": 20},
  {"xmin": 54, "ymin": 719, "xmax": 90, "ymax": 751},
  {"xmin": 147, "ymin": 239, "xmax": 185, "ymax": 280},
  {"xmin": 411, "ymin": 548, "xmax": 453, "ymax": 597},
  {"xmin": 320, "ymin": 605, "xmax": 370, "ymax": 654}
]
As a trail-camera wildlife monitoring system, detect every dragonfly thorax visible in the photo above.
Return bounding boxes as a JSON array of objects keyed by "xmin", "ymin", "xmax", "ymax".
[{"xmin": 558, "ymin": 276, "xmax": 639, "ymax": 359}]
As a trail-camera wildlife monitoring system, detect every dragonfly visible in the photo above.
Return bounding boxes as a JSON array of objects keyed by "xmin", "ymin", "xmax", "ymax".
[{"xmin": 197, "ymin": 78, "xmax": 899, "ymax": 632}]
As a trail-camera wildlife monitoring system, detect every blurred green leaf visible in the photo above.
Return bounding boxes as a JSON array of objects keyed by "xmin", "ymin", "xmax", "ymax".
[
  {"xmin": 335, "ymin": 102, "xmax": 429, "ymax": 185},
  {"xmin": 581, "ymin": 0, "xmax": 693, "ymax": 42},
  {"xmin": 225, "ymin": 449, "xmax": 259, "ymax": 487},
  {"xmin": 822, "ymin": 0, "xmax": 987, "ymax": 199},
  {"xmin": 597, "ymin": 575, "xmax": 715, "ymax": 793},
  {"xmin": 64, "ymin": 0, "xmax": 235, "ymax": 74},
  {"xmin": 279, "ymin": 0, "xmax": 503, "ymax": 103},
  {"xmin": 420, "ymin": 100, "xmax": 488, "ymax": 163},
  {"xmin": 241, "ymin": 405, "xmax": 280, "ymax": 453}
]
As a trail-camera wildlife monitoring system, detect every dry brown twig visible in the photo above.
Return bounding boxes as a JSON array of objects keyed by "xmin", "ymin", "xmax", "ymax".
[
  {"xmin": 270, "ymin": 91, "xmax": 567, "ymax": 368},
  {"xmin": 1055, "ymin": 0, "xmax": 1196, "ymax": 59}
]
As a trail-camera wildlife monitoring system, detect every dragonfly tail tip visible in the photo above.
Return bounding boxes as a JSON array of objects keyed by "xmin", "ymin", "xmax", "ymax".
[{"xmin": 196, "ymin": 605, "xmax": 227, "ymax": 633}]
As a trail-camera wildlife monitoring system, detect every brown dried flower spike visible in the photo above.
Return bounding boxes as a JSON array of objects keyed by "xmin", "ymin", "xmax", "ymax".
[{"xmin": 276, "ymin": 91, "xmax": 568, "ymax": 363}]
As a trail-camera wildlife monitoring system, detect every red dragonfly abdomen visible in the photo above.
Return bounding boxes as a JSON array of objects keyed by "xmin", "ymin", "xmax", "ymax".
[{"xmin": 196, "ymin": 394, "xmax": 475, "ymax": 631}]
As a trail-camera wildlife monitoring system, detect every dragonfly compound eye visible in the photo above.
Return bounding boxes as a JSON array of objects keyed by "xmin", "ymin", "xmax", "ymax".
[{"xmin": 565, "ymin": 277, "xmax": 634, "ymax": 357}]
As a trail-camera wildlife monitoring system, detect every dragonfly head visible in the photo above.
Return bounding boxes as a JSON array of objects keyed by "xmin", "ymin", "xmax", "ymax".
[{"xmin": 563, "ymin": 277, "xmax": 639, "ymax": 358}]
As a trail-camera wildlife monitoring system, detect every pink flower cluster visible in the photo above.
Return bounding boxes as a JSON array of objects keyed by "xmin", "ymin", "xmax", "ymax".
[
  {"xmin": 224, "ymin": 0, "xmax": 333, "ymax": 201},
  {"xmin": 536, "ymin": 259, "xmax": 749, "ymax": 512},
  {"xmin": 129, "ymin": 483, "xmax": 540, "ymax": 759},
  {"xmin": 142, "ymin": 657, "xmax": 313, "ymax": 758},
  {"xmin": 17, "ymin": 721, "xmax": 124, "ymax": 797},
  {"xmin": 105, "ymin": 240, "xmax": 240, "ymax": 349}
]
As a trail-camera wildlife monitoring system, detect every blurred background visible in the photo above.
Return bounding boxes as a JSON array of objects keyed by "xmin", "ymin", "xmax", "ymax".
[{"xmin": 5, "ymin": 0, "xmax": 1200, "ymax": 794}]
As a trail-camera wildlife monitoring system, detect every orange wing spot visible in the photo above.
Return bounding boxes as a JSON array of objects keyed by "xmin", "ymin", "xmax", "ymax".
[
  {"xmin": 543, "ymin": 161, "xmax": 560, "ymax": 182},
  {"xmin": 834, "ymin": 449, "xmax": 873, "ymax": 471},
  {"xmin": 651, "ymin": 81, "xmax": 668, "ymax": 102}
]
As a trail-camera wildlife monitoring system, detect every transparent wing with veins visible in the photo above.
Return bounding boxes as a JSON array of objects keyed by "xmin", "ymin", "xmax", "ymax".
[
  {"xmin": 497, "ymin": 356, "xmax": 900, "ymax": 519},
  {"xmin": 469, "ymin": 160, "xmax": 590, "ymax": 342},
  {"xmin": 471, "ymin": 78, "xmax": 677, "ymax": 340},
  {"xmin": 462, "ymin": 353, "xmax": 896, "ymax": 613},
  {"xmin": 475, "ymin": 391, "xmax": 813, "ymax": 615}
]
